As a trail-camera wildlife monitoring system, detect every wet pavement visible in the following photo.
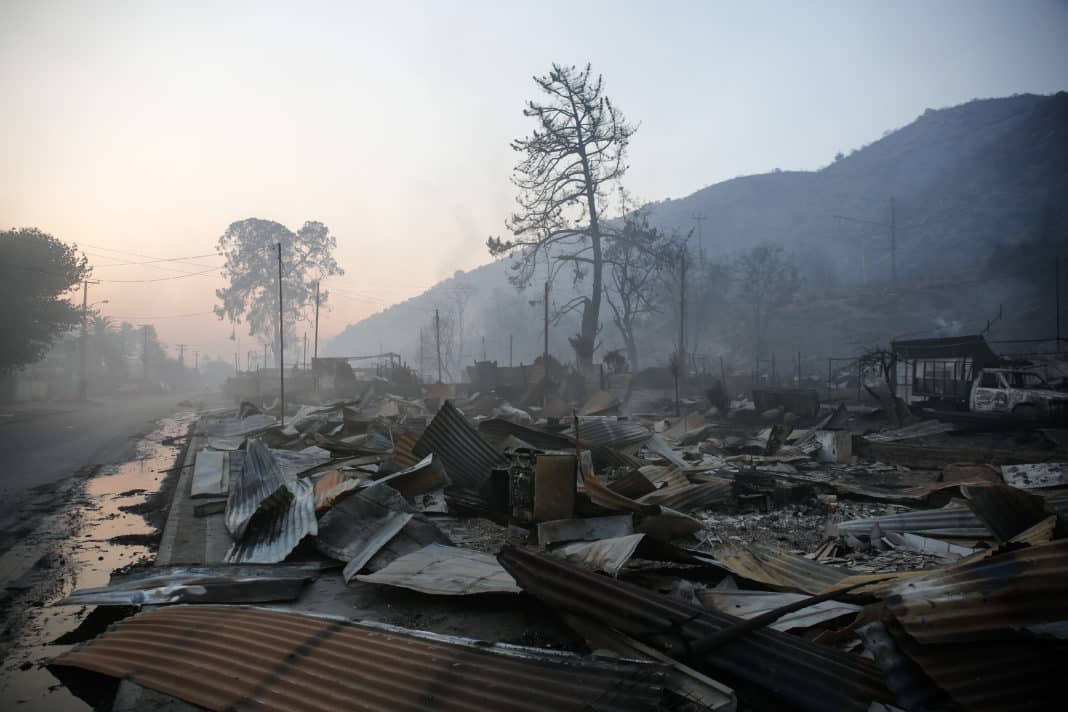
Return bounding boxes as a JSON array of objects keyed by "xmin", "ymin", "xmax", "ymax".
[{"xmin": 0, "ymin": 411, "xmax": 194, "ymax": 710}]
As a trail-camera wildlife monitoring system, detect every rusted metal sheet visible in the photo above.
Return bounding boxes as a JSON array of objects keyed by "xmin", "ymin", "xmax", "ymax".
[
  {"xmin": 478, "ymin": 417, "xmax": 576, "ymax": 451},
  {"xmin": 60, "ymin": 564, "xmax": 320, "ymax": 606},
  {"xmin": 389, "ymin": 431, "xmax": 422, "ymax": 470},
  {"xmin": 51, "ymin": 605, "xmax": 667, "ymax": 712},
  {"xmin": 356, "ymin": 544, "xmax": 520, "ymax": 595},
  {"xmin": 413, "ymin": 400, "xmax": 504, "ymax": 489},
  {"xmin": 311, "ymin": 470, "xmax": 361, "ymax": 511},
  {"xmin": 498, "ymin": 545, "xmax": 894, "ymax": 712},
  {"xmin": 884, "ymin": 538, "xmax": 1068, "ymax": 645},
  {"xmin": 639, "ymin": 465, "xmax": 689, "ymax": 490},
  {"xmin": 581, "ymin": 472, "xmax": 703, "ymax": 541},
  {"xmin": 606, "ymin": 469, "xmax": 657, "ymax": 498}
]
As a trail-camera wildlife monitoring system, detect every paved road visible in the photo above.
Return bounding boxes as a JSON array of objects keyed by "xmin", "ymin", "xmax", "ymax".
[{"xmin": 0, "ymin": 393, "xmax": 188, "ymax": 529}]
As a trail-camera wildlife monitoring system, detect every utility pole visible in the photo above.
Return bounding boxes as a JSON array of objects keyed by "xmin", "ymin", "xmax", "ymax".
[
  {"xmin": 263, "ymin": 343, "xmax": 268, "ymax": 370},
  {"xmin": 482, "ymin": 335, "xmax": 486, "ymax": 361},
  {"xmin": 277, "ymin": 242, "xmax": 285, "ymax": 426},
  {"xmin": 176, "ymin": 344, "xmax": 186, "ymax": 370},
  {"xmin": 693, "ymin": 214, "xmax": 706, "ymax": 264},
  {"xmin": 418, "ymin": 328, "xmax": 425, "ymax": 381},
  {"xmin": 313, "ymin": 281, "xmax": 320, "ymax": 362},
  {"xmin": 78, "ymin": 280, "xmax": 88, "ymax": 401},
  {"xmin": 509, "ymin": 333, "xmax": 513, "ymax": 367},
  {"xmin": 679, "ymin": 248, "xmax": 687, "ymax": 389},
  {"xmin": 543, "ymin": 280, "xmax": 549, "ymax": 410},
  {"xmin": 434, "ymin": 309, "xmax": 443, "ymax": 383},
  {"xmin": 142, "ymin": 326, "xmax": 149, "ymax": 383},
  {"xmin": 303, "ymin": 332, "xmax": 307, "ymax": 369},
  {"xmin": 194, "ymin": 350, "xmax": 199, "ymax": 373}
]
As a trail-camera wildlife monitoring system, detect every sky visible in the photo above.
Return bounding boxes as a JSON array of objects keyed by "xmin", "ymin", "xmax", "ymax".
[{"xmin": 2, "ymin": 0, "xmax": 1067, "ymax": 363}]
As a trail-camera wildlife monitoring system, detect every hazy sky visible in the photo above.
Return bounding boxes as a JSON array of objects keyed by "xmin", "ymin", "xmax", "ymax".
[{"xmin": 2, "ymin": 0, "xmax": 1066, "ymax": 362}]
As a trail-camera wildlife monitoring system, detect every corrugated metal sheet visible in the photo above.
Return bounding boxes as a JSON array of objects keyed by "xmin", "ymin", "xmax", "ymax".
[
  {"xmin": 498, "ymin": 545, "xmax": 894, "ymax": 712},
  {"xmin": 60, "ymin": 564, "xmax": 320, "ymax": 606},
  {"xmin": 565, "ymin": 417, "xmax": 651, "ymax": 450},
  {"xmin": 225, "ymin": 438, "xmax": 290, "ymax": 540},
  {"xmin": 639, "ymin": 465, "xmax": 690, "ymax": 489},
  {"xmin": 606, "ymin": 469, "xmax": 657, "ymax": 498},
  {"xmin": 864, "ymin": 420, "xmax": 957, "ymax": 442},
  {"xmin": 311, "ymin": 470, "xmax": 362, "ymax": 511},
  {"xmin": 372, "ymin": 453, "xmax": 444, "ymax": 498},
  {"xmin": 961, "ymin": 483, "xmax": 1053, "ymax": 542},
  {"xmin": 698, "ymin": 587, "xmax": 861, "ymax": 632},
  {"xmin": 356, "ymin": 543, "xmax": 520, "ymax": 595},
  {"xmin": 478, "ymin": 417, "xmax": 576, "ymax": 451},
  {"xmin": 51, "ymin": 605, "xmax": 667, "ymax": 712},
  {"xmin": 884, "ymin": 538, "xmax": 1068, "ymax": 645},
  {"xmin": 638, "ymin": 480, "xmax": 732, "ymax": 513},
  {"xmin": 389, "ymin": 431, "xmax": 422, "ymax": 470},
  {"xmin": 551, "ymin": 533, "xmax": 645, "ymax": 576},
  {"xmin": 413, "ymin": 400, "xmax": 504, "ymax": 489},
  {"xmin": 837, "ymin": 505, "xmax": 991, "ymax": 539},
  {"xmin": 316, "ymin": 484, "xmax": 414, "ymax": 580},
  {"xmin": 361, "ymin": 512, "xmax": 452, "ymax": 574},
  {"xmin": 224, "ymin": 478, "xmax": 317, "ymax": 564},
  {"xmin": 198, "ymin": 413, "xmax": 277, "ymax": 438}
]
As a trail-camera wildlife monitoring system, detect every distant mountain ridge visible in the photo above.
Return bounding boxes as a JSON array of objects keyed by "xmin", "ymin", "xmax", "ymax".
[{"xmin": 329, "ymin": 92, "xmax": 1067, "ymax": 365}]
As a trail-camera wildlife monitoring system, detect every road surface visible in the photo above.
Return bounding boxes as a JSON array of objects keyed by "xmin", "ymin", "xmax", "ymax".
[{"xmin": 0, "ymin": 393, "xmax": 189, "ymax": 529}]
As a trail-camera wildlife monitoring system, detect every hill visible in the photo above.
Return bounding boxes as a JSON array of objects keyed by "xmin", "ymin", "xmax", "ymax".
[{"xmin": 329, "ymin": 92, "xmax": 1068, "ymax": 373}]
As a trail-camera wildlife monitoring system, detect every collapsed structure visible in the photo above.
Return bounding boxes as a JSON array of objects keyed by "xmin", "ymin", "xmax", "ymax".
[{"xmin": 47, "ymin": 372, "xmax": 1068, "ymax": 711}]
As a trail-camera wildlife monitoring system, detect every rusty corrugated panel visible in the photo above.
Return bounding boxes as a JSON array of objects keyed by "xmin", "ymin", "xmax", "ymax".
[
  {"xmin": 51, "ymin": 605, "xmax": 666, "ymax": 712},
  {"xmin": 372, "ymin": 453, "xmax": 444, "ymax": 498},
  {"xmin": 389, "ymin": 431, "xmax": 422, "ymax": 469},
  {"xmin": 884, "ymin": 538, "xmax": 1068, "ymax": 645},
  {"xmin": 638, "ymin": 479, "xmax": 732, "ymax": 513},
  {"xmin": 606, "ymin": 469, "xmax": 657, "ymax": 498},
  {"xmin": 498, "ymin": 546, "xmax": 894, "ymax": 712},
  {"xmin": 413, "ymin": 401, "xmax": 504, "ymax": 489},
  {"xmin": 311, "ymin": 470, "xmax": 361, "ymax": 511}
]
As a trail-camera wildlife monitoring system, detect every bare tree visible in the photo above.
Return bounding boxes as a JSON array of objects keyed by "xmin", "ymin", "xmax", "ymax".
[
  {"xmin": 488, "ymin": 63, "xmax": 635, "ymax": 374},
  {"xmin": 732, "ymin": 243, "xmax": 800, "ymax": 362},
  {"xmin": 603, "ymin": 211, "xmax": 678, "ymax": 371}
]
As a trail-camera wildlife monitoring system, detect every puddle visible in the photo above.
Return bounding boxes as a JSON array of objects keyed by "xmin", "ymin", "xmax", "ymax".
[{"xmin": 0, "ymin": 411, "xmax": 194, "ymax": 710}]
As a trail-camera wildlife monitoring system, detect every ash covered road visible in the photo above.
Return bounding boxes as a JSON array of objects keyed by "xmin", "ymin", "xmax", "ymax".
[{"xmin": 0, "ymin": 393, "xmax": 191, "ymax": 530}]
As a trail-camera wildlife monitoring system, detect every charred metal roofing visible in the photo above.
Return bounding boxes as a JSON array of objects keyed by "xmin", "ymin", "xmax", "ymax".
[
  {"xmin": 498, "ymin": 545, "xmax": 893, "ymax": 712},
  {"xmin": 413, "ymin": 400, "xmax": 503, "ymax": 489}
]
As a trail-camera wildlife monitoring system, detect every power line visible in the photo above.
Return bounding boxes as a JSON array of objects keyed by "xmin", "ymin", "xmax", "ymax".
[
  {"xmin": 104, "ymin": 267, "xmax": 219, "ymax": 283},
  {"xmin": 86, "ymin": 251, "xmax": 221, "ymax": 267},
  {"xmin": 108, "ymin": 310, "xmax": 216, "ymax": 320}
]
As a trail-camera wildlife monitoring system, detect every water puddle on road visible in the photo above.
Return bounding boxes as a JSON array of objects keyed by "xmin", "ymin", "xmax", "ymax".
[{"xmin": 0, "ymin": 411, "xmax": 195, "ymax": 711}]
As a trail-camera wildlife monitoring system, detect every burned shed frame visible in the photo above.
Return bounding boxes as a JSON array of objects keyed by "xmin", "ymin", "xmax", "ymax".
[{"xmin": 890, "ymin": 335, "xmax": 1001, "ymax": 403}]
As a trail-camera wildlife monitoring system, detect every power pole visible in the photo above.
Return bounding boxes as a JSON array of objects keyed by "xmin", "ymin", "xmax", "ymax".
[
  {"xmin": 693, "ymin": 213, "xmax": 706, "ymax": 264},
  {"xmin": 142, "ymin": 326, "xmax": 149, "ymax": 382},
  {"xmin": 434, "ymin": 309, "xmax": 443, "ymax": 383},
  {"xmin": 194, "ymin": 350, "xmax": 199, "ymax": 373},
  {"xmin": 543, "ymin": 280, "xmax": 549, "ymax": 409},
  {"xmin": 679, "ymin": 248, "xmax": 687, "ymax": 388},
  {"xmin": 482, "ymin": 335, "xmax": 486, "ymax": 361},
  {"xmin": 889, "ymin": 196, "xmax": 897, "ymax": 286},
  {"xmin": 418, "ymin": 327, "xmax": 425, "ymax": 381},
  {"xmin": 1057, "ymin": 256, "xmax": 1062, "ymax": 353},
  {"xmin": 313, "ymin": 281, "xmax": 320, "ymax": 362},
  {"xmin": 303, "ymin": 332, "xmax": 307, "ymax": 369},
  {"xmin": 78, "ymin": 280, "xmax": 88, "ymax": 401},
  {"xmin": 509, "ymin": 333, "xmax": 513, "ymax": 367},
  {"xmin": 263, "ymin": 343, "xmax": 268, "ymax": 370},
  {"xmin": 176, "ymin": 344, "xmax": 186, "ymax": 370},
  {"xmin": 277, "ymin": 242, "xmax": 285, "ymax": 426}
]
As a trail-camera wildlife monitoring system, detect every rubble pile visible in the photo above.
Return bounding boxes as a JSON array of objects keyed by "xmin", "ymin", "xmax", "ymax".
[{"xmin": 47, "ymin": 390, "xmax": 1068, "ymax": 711}]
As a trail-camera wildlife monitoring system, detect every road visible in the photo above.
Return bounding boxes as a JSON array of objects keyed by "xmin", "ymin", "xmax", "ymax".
[{"xmin": 0, "ymin": 393, "xmax": 189, "ymax": 529}]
